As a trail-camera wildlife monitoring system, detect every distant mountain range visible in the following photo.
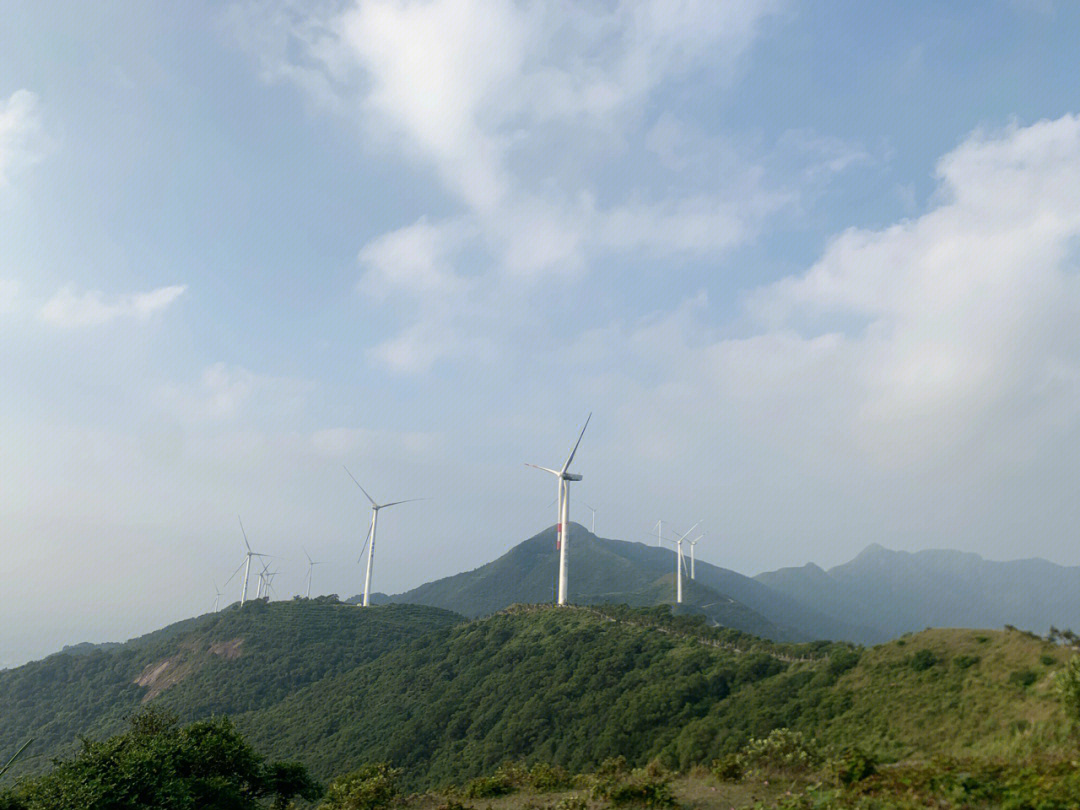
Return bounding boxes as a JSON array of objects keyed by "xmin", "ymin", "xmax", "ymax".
[
  {"xmin": 757, "ymin": 543, "xmax": 1080, "ymax": 643},
  {"xmin": 354, "ymin": 526, "xmax": 1080, "ymax": 644}
]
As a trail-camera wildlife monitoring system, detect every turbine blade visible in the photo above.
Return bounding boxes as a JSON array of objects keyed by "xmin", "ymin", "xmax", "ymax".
[
  {"xmin": 677, "ymin": 521, "xmax": 701, "ymax": 541},
  {"xmin": 303, "ymin": 547, "xmax": 313, "ymax": 565},
  {"xmin": 357, "ymin": 521, "xmax": 373, "ymax": 564},
  {"xmin": 344, "ymin": 466, "xmax": 378, "ymax": 507},
  {"xmin": 223, "ymin": 559, "xmax": 246, "ymax": 586},
  {"xmin": 238, "ymin": 515, "xmax": 251, "ymax": 553},
  {"xmin": 561, "ymin": 412, "xmax": 592, "ymax": 473},
  {"xmin": 380, "ymin": 497, "xmax": 427, "ymax": 508},
  {"xmin": 525, "ymin": 463, "xmax": 561, "ymax": 476}
]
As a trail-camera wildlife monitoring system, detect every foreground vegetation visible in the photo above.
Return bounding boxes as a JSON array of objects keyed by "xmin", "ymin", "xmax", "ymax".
[{"xmin": 3, "ymin": 602, "xmax": 1078, "ymax": 807}]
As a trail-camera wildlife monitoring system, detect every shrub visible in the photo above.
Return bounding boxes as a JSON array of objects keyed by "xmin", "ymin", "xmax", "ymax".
[
  {"xmin": 739, "ymin": 729, "xmax": 818, "ymax": 778},
  {"xmin": 320, "ymin": 763, "xmax": 402, "ymax": 810},
  {"xmin": 711, "ymin": 753, "xmax": 742, "ymax": 782},
  {"xmin": 1041, "ymin": 654, "xmax": 1057, "ymax": 666},
  {"xmin": 528, "ymin": 762, "xmax": 572, "ymax": 792},
  {"xmin": 598, "ymin": 774, "xmax": 676, "ymax": 809},
  {"xmin": 553, "ymin": 797, "xmax": 588, "ymax": 810},
  {"xmin": 954, "ymin": 655, "xmax": 980, "ymax": 670},
  {"xmin": 909, "ymin": 649, "xmax": 938, "ymax": 671},
  {"xmin": 464, "ymin": 775, "xmax": 514, "ymax": 799},
  {"xmin": 1055, "ymin": 655, "xmax": 1080, "ymax": 722},
  {"xmin": 824, "ymin": 748, "xmax": 877, "ymax": 786},
  {"xmin": 1009, "ymin": 668, "xmax": 1039, "ymax": 688}
]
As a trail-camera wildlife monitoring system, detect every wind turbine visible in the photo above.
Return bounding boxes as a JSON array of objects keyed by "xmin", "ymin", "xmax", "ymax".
[
  {"xmin": 688, "ymin": 534, "xmax": 703, "ymax": 580},
  {"xmin": 345, "ymin": 466, "xmax": 425, "ymax": 607},
  {"xmin": 254, "ymin": 557, "xmax": 273, "ymax": 600},
  {"xmin": 583, "ymin": 502, "xmax": 598, "ymax": 535},
  {"xmin": 304, "ymin": 548, "xmax": 325, "ymax": 598},
  {"xmin": 212, "ymin": 581, "xmax": 222, "ymax": 612},
  {"xmin": 527, "ymin": 413, "xmax": 591, "ymax": 606},
  {"xmin": 654, "ymin": 519, "xmax": 663, "ymax": 547},
  {"xmin": 224, "ymin": 516, "xmax": 269, "ymax": 606},
  {"xmin": 665, "ymin": 522, "xmax": 699, "ymax": 604}
]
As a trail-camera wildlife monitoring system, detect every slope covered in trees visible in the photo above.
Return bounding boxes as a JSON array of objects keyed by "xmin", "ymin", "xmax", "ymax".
[
  {"xmin": 229, "ymin": 607, "xmax": 1069, "ymax": 789},
  {"xmin": 0, "ymin": 600, "xmax": 462, "ymax": 778}
]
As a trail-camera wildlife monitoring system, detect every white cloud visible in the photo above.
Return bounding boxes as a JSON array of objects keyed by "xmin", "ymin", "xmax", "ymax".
[
  {"xmin": 40, "ymin": 284, "xmax": 187, "ymax": 328},
  {"xmin": 233, "ymin": 0, "xmax": 792, "ymax": 371},
  {"xmin": 596, "ymin": 114, "xmax": 1080, "ymax": 475},
  {"xmin": 157, "ymin": 362, "xmax": 310, "ymax": 424},
  {"xmin": 357, "ymin": 217, "xmax": 472, "ymax": 300},
  {"xmin": 0, "ymin": 89, "xmax": 43, "ymax": 187}
]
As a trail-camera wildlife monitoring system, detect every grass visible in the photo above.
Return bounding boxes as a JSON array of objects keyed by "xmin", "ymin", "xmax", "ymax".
[{"xmin": 811, "ymin": 627, "xmax": 1071, "ymax": 761}]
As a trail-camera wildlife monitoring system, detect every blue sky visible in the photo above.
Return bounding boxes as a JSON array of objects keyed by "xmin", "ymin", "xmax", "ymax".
[{"xmin": 3, "ymin": 0, "xmax": 1080, "ymax": 667}]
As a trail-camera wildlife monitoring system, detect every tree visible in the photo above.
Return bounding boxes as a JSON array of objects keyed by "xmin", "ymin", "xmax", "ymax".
[{"xmin": 2, "ymin": 709, "xmax": 319, "ymax": 810}]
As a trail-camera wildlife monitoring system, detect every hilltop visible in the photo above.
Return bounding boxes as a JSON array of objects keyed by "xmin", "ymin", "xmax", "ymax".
[{"xmin": 370, "ymin": 524, "xmax": 873, "ymax": 643}]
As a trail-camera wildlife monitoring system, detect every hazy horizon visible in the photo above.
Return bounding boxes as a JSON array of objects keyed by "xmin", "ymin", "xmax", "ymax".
[{"xmin": 4, "ymin": 1, "xmax": 1080, "ymax": 668}]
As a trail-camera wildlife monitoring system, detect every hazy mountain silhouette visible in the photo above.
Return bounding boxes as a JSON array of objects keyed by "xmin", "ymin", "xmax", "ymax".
[{"xmin": 756, "ymin": 544, "xmax": 1080, "ymax": 642}]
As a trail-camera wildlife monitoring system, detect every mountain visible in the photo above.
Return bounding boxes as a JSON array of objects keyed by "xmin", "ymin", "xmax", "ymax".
[
  {"xmin": 757, "ymin": 544, "xmax": 1080, "ymax": 643},
  {"xmin": 1, "ymin": 598, "xmax": 1069, "ymax": 791},
  {"xmin": 374, "ymin": 524, "xmax": 875, "ymax": 643},
  {"xmin": 0, "ymin": 598, "xmax": 462, "ymax": 778}
]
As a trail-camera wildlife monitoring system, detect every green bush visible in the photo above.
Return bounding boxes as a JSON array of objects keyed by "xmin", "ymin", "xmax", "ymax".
[
  {"xmin": 711, "ymin": 753, "xmax": 742, "ymax": 782},
  {"xmin": 463, "ymin": 774, "xmax": 514, "ymax": 799},
  {"xmin": 909, "ymin": 649, "xmax": 938, "ymax": 671},
  {"xmin": 1041, "ymin": 654, "xmax": 1057, "ymax": 666},
  {"xmin": 319, "ymin": 763, "xmax": 401, "ymax": 810},
  {"xmin": 4, "ymin": 709, "xmax": 319, "ymax": 810},
  {"xmin": 824, "ymin": 748, "xmax": 877, "ymax": 786},
  {"xmin": 553, "ymin": 797, "xmax": 588, "ymax": 810},
  {"xmin": 954, "ymin": 655, "xmax": 980, "ymax": 670},
  {"xmin": 1055, "ymin": 655, "xmax": 1080, "ymax": 722},
  {"xmin": 738, "ymin": 729, "xmax": 818, "ymax": 778},
  {"xmin": 1009, "ymin": 668, "xmax": 1039, "ymax": 688},
  {"xmin": 528, "ymin": 762, "xmax": 572, "ymax": 792}
]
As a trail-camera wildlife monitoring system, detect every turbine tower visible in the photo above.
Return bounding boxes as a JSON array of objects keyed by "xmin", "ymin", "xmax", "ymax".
[
  {"xmin": 225, "ymin": 516, "xmax": 268, "ymax": 607},
  {"xmin": 212, "ymin": 582, "xmax": 222, "ymax": 612},
  {"xmin": 583, "ymin": 502, "xmax": 597, "ymax": 534},
  {"xmin": 345, "ymin": 466, "xmax": 424, "ymax": 607},
  {"xmin": 304, "ymin": 548, "xmax": 325, "ymax": 598},
  {"xmin": 527, "ymin": 413, "xmax": 591, "ymax": 606},
  {"xmin": 654, "ymin": 519, "xmax": 663, "ymax": 547},
  {"xmin": 666, "ymin": 522, "xmax": 699, "ymax": 604},
  {"xmin": 688, "ymin": 534, "xmax": 703, "ymax": 580}
]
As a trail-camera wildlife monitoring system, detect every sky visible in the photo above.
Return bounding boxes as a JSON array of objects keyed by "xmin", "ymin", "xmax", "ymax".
[{"xmin": 3, "ymin": 0, "xmax": 1080, "ymax": 667}]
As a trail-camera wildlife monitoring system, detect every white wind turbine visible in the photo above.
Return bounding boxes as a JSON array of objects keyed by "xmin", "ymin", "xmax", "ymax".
[
  {"xmin": 254, "ymin": 556, "xmax": 275, "ymax": 600},
  {"xmin": 527, "ymin": 413, "xmax": 591, "ymax": 606},
  {"xmin": 654, "ymin": 519, "xmax": 663, "ymax": 547},
  {"xmin": 345, "ymin": 466, "xmax": 425, "ymax": 607},
  {"xmin": 688, "ymin": 534, "xmax": 703, "ymax": 580},
  {"xmin": 212, "ymin": 581, "xmax": 223, "ymax": 612},
  {"xmin": 304, "ymin": 548, "xmax": 325, "ymax": 598},
  {"xmin": 224, "ymin": 516, "xmax": 269, "ymax": 607},
  {"xmin": 583, "ymin": 502, "xmax": 598, "ymax": 534},
  {"xmin": 665, "ymin": 522, "xmax": 699, "ymax": 604}
]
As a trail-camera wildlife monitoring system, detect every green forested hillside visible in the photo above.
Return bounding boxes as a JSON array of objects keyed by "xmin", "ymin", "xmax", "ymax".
[
  {"xmin": 0, "ymin": 599, "xmax": 462, "ymax": 777},
  {"xmin": 2, "ymin": 599, "xmax": 1070, "ymax": 797},
  {"xmin": 233, "ymin": 604, "xmax": 841, "ymax": 787},
  {"xmin": 229, "ymin": 607, "xmax": 1071, "ymax": 789}
]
